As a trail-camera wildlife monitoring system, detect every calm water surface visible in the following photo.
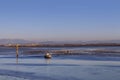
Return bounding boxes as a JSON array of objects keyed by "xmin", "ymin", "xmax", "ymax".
[{"xmin": 0, "ymin": 47, "xmax": 120, "ymax": 80}]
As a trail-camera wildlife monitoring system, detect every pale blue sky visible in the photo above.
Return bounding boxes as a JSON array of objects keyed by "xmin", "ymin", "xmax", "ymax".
[{"xmin": 0, "ymin": 0, "xmax": 120, "ymax": 41}]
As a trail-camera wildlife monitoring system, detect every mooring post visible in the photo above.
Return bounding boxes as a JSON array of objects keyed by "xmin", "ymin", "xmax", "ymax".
[{"xmin": 16, "ymin": 44, "xmax": 19, "ymax": 58}]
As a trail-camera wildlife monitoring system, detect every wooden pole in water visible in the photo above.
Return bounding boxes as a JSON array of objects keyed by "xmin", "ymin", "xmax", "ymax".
[{"xmin": 16, "ymin": 44, "xmax": 19, "ymax": 58}]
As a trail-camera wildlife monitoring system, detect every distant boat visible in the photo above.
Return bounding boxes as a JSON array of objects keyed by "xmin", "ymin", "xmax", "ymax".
[{"xmin": 44, "ymin": 53, "xmax": 52, "ymax": 59}]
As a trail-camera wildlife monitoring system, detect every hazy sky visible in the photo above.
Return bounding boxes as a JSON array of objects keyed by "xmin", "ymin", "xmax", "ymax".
[{"xmin": 0, "ymin": 0, "xmax": 120, "ymax": 41}]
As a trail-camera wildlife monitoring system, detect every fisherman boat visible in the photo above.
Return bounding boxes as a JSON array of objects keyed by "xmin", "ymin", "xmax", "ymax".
[{"xmin": 44, "ymin": 53, "xmax": 52, "ymax": 59}]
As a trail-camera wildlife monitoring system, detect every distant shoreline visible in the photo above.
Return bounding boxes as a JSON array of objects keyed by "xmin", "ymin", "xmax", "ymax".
[{"xmin": 1, "ymin": 43, "xmax": 120, "ymax": 47}]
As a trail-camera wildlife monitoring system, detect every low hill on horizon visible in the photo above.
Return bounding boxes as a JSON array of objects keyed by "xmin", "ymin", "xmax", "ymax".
[
  {"xmin": 0, "ymin": 39, "xmax": 120, "ymax": 44},
  {"xmin": 0, "ymin": 39, "xmax": 34, "ymax": 44}
]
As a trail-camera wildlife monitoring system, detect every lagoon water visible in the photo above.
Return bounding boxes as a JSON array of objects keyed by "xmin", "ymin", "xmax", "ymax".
[{"xmin": 0, "ymin": 47, "xmax": 120, "ymax": 80}]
